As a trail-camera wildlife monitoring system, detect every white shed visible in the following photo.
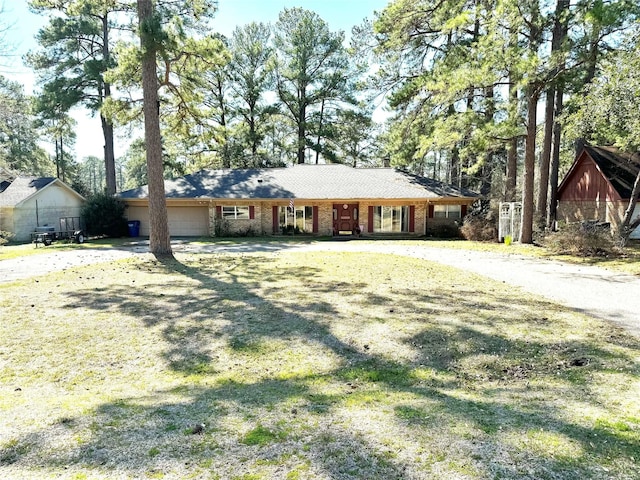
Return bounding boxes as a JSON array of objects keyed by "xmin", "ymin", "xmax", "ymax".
[{"xmin": 0, "ymin": 177, "xmax": 85, "ymax": 242}]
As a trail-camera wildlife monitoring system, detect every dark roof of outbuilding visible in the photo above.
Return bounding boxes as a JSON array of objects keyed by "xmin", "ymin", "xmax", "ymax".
[
  {"xmin": 0, "ymin": 177, "xmax": 56, "ymax": 207},
  {"xmin": 118, "ymin": 164, "xmax": 479, "ymax": 201},
  {"xmin": 585, "ymin": 146, "xmax": 640, "ymax": 199}
]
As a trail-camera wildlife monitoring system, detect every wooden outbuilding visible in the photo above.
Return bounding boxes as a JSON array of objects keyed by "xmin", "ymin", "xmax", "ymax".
[{"xmin": 557, "ymin": 146, "xmax": 640, "ymax": 238}]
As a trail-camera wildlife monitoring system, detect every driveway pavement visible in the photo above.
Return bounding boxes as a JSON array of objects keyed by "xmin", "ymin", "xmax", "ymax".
[
  {"xmin": 2, "ymin": 240, "xmax": 639, "ymax": 337},
  {"xmin": 0, "ymin": 246, "xmax": 145, "ymax": 284}
]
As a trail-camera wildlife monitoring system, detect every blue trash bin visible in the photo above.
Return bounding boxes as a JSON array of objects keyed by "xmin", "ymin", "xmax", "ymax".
[{"xmin": 127, "ymin": 220, "xmax": 140, "ymax": 237}]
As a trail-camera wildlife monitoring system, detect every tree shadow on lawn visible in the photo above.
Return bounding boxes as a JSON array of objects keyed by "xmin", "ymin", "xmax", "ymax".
[{"xmin": 2, "ymin": 253, "xmax": 639, "ymax": 479}]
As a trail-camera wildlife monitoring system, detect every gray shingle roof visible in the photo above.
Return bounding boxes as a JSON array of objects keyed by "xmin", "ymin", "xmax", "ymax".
[
  {"xmin": 119, "ymin": 164, "xmax": 479, "ymax": 201},
  {"xmin": 0, "ymin": 177, "xmax": 56, "ymax": 207}
]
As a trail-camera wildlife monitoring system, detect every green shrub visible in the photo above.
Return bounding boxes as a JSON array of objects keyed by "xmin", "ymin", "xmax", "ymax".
[{"xmin": 81, "ymin": 193, "xmax": 128, "ymax": 237}]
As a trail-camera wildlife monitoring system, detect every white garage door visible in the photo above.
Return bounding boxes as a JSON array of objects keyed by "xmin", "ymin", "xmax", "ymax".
[
  {"xmin": 167, "ymin": 206, "xmax": 209, "ymax": 237},
  {"xmin": 126, "ymin": 206, "xmax": 209, "ymax": 237}
]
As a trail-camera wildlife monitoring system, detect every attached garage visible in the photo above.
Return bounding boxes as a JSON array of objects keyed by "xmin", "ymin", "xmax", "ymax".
[
  {"xmin": 167, "ymin": 206, "xmax": 209, "ymax": 236},
  {"xmin": 125, "ymin": 203, "xmax": 210, "ymax": 237}
]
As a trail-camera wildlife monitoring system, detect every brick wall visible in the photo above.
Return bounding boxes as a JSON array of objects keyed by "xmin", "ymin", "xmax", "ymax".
[
  {"xmin": 557, "ymin": 200, "xmax": 640, "ymax": 235},
  {"xmin": 207, "ymin": 200, "xmax": 467, "ymax": 237}
]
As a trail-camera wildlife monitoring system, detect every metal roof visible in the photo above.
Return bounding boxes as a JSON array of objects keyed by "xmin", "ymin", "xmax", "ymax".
[{"xmin": 118, "ymin": 164, "xmax": 479, "ymax": 201}]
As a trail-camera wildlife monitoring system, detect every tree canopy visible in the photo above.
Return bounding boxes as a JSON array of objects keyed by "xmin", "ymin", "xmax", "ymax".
[
  {"xmin": 0, "ymin": 76, "xmax": 50, "ymax": 176},
  {"xmin": 27, "ymin": 0, "xmax": 125, "ymax": 194},
  {"xmin": 372, "ymin": 0, "xmax": 640, "ymax": 242}
]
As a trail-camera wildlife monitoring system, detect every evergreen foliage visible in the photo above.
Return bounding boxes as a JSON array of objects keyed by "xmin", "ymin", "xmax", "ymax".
[
  {"xmin": 81, "ymin": 192, "xmax": 128, "ymax": 237},
  {"xmin": 0, "ymin": 76, "xmax": 51, "ymax": 176},
  {"xmin": 372, "ymin": 0, "xmax": 639, "ymax": 243},
  {"xmin": 27, "ymin": 0, "xmax": 122, "ymax": 194}
]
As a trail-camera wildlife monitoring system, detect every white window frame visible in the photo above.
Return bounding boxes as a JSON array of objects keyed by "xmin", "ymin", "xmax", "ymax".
[
  {"xmin": 434, "ymin": 204, "xmax": 461, "ymax": 219},
  {"xmin": 374, "ymin": 206, "xmax": 408, "ymax": 233},
  {"xmin": 222, "ymin": 206, "xmax": 250, "ymax": 219},
  {"xmin": 279, "ymin": 206, "xmax": 313, "ymax": 232}
]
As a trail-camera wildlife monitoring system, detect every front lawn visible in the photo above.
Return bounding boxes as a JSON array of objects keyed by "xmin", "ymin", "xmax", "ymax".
[{"xmin": 1, "ymin": 250, "xmax": 638, "ymax": 479}]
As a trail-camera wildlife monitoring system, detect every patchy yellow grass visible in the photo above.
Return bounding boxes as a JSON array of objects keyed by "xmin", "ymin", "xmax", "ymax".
[{"xmin": 1, "ymin": 250, "xmax": 639, "ymax": 479}]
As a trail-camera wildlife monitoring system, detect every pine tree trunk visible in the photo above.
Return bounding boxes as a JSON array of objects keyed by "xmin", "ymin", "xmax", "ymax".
[
  {"xmin": 546, "ymin": 0, "xmax": 569, "ymax": 228},
  {"xmin": 505, "ymin": 139, "xmax": 517, "ymax": 201},
  {"xmin": 547, "ymin": 82, "xmax": 564, "ymax": 229},
  {"xmin": 314, "ymin": 98, "xmax": 325, "ymax": 164},
  {"xmin": 216, "ymin": 79, "xmax": 230, "ymax": 168},
  {"xmin": 482, "ymin": 86, "xmax": 495, "ymax": 206},
  {"xmin": 521, "ymin": 90, "xmax": 539, "ymax": 244},
  {"xmin": 60, "ymin": 136, "xmax": 66, "ymax": 183},
  {"xmin": 297, "ymin": 105, "xmax": 306, "ymax": 164},
  {"xmin": 102, "ymin": 14, "xmax": 117, "ymax": 195},
  {"xmin": 101, "ymin": 114, "xmax": 116, "ymax": 194},
  {"xmin": 249, "ymin": 103, "xmax": 257, "ymax": 160},
  {"xmin": 505, "ymin": 70, "xmax": 518, "ymax": 202},
  {"xmin": 55, "ymin": 136, "xmax": 61, "ymax": 180},
  {"xmin": 536, "ymin": 86, "xmax": 554, "ymax": 227},
  {"xmin": 451, "ymin": 146, "xmax": 460, "ymax": 188},
  {"xmin": 137, "ymin": 0, "xmax": 172, "ymax": 257}
]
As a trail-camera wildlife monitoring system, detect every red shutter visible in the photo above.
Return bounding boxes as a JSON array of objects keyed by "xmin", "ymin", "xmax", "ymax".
[
  {"xmin": 312, "ymin": 206, "xmax": 319, "ymax": 233},
  {"xmin": 249, "ymin": 206, "xmax": 255, "ymax": 220},
  {"xmin": 409, "ymin": 205, "xmax": 415, "ymax": 232},
  {"xmin": 368, "ymin": 206, "xmax": 374, "ymax": 233},
  {"xmin": 272, "ymin": 205, "xmax": 279, "ymax": 234},
  {"xmin": 216, "ymin": 206, "xmax": 222, "ymax": 218},
  {"xmin": 428, "ymin": 205, "xmax": 434, "ymax": 218},
  {"xmin": 461, "ymin": 204, "xmax": 467, "ymax": 217}
]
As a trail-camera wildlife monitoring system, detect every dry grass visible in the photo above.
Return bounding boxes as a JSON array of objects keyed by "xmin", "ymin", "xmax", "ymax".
[{"xmin": 1, "ymin": 250, "xmax": 639, "ymax": 479}]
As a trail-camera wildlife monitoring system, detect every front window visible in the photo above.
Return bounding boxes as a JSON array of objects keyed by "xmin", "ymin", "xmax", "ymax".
[
  {"xmin": 222, "ymin": 206, "xmax": 250, "ymax": 219},
  {"xmin": 373, "ymin": 206, "xmax": 408, "ymax": 232},
  {"xmin": 434, "ymin": 204, "xmax": 461, "ymax": 219},
  {"xmin": 279, "ymin": 206, "xmax": 313, "ymax": 232}
]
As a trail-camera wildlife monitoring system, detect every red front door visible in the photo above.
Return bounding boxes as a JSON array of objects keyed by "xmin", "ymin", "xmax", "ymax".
[{"xmin": 333, "ymin": 203, "xmax": 360, "ymax": 235}]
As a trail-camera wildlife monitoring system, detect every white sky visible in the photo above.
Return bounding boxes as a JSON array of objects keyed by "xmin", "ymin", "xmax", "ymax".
[{"xmin": 1, "ymin": 0, "xmax": 388, "ymax": 162}]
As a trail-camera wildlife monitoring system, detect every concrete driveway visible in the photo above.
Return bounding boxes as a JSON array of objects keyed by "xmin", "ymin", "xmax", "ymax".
[
  {"xmin": 2, "ymin": 240, "xmax": 639, "ymax": 337},
  {"xmin": 0, "ymin": 246, "xmax": 145, "ymax": 284}
]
